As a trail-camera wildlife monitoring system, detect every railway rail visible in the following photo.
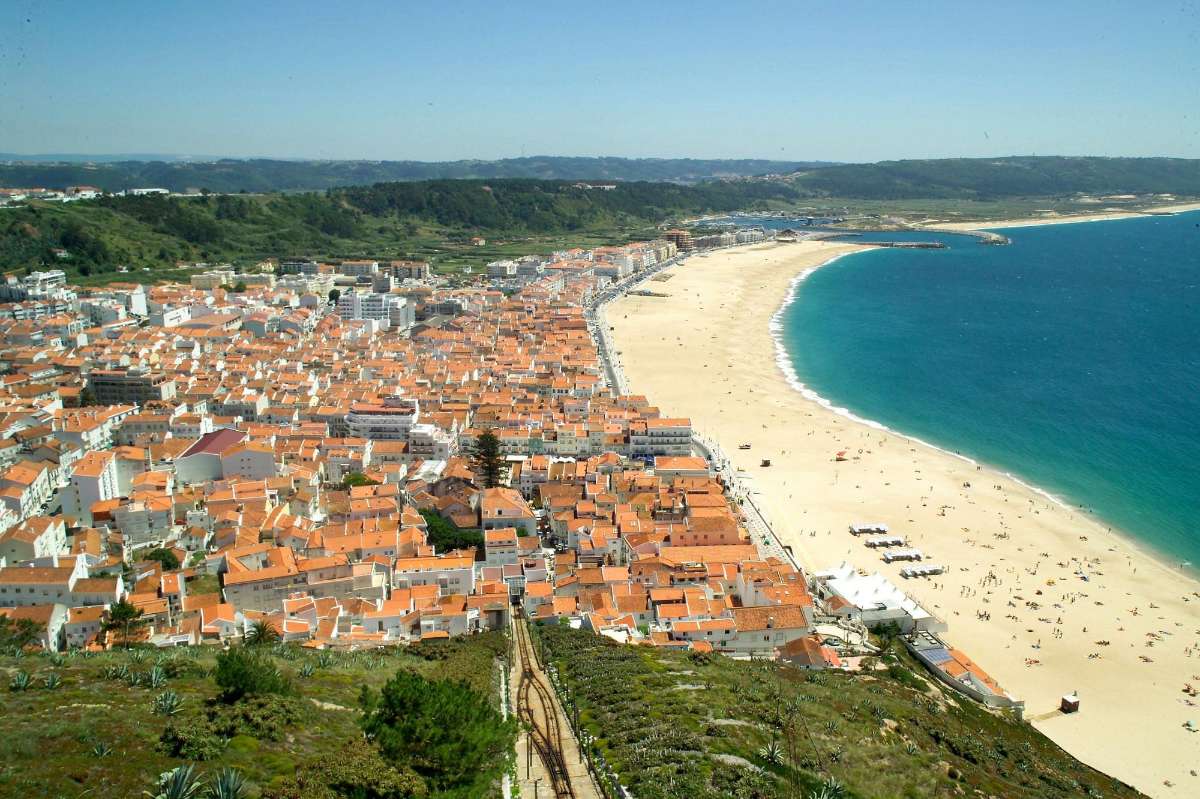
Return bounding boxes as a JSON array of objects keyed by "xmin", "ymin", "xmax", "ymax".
[{"xmin": 515, "ymin": 618, "xmax": 576, "ymax": 798}]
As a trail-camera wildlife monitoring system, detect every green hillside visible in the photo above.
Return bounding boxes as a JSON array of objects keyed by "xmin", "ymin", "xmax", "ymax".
[
  {"xmin": 790, "ymin": 156, "xmax": 1200, "ymax": 200},
  {"xmin": 0, "ymin": 179, "xmax": 800, "ymax": 281},
  {"xmin": 536, "ymin": 624, "xmax": 1142, "ymax": 799},
  {"xmin": 0, "ymin": 156, "xmax": 820, "ymax": 194},
  {"xmin": 0, "ymin": 634, "xmax": 511, "ymax": 799},
  {"xmin": 4, "ymin": 160, "xmax": 1198, "ymax": 285}
]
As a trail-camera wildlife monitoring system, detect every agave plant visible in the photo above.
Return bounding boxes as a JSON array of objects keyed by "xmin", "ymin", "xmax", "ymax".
[
  {"xmin": 105, "ymin": 663, "xmax": 130, "ymax": 681},
  {"xmin": 152, "ymin": 689, "xmax": 183, "ymax": 716},
  {"xmin": 145, "ymin": 665, "xmax": 168, "ymax": 688},
  {"xmin": 9, "ymin": 671, "xmax": 31, "ymax": 691},
  {"xmin": 298, "ymin": 662, "xmax": 314, "ymax": 679},
  {"xmin": 207, "ymin": 767, "xmax": 248, "ymax": 799},
  {"xmin": 808, "ymin": 777, "xmax": 847, "ymax": 799},
  {"xmin": 147, "ymin": 765, "xmax": 206, "ymax": 799},
  {"xmin": 91, "ymin": 742, "xmax": 112, "ymax": 758},
  {"xmin": 758, "ymin": 738, "xmax": 784, "ymax": 765},
  {"xmin": 45, "ymin": 653, "xmax": 65, "ymax": 667},
  {"xmin": 42, "ymin": 672, "xmax": 62, "ymax": 689}
]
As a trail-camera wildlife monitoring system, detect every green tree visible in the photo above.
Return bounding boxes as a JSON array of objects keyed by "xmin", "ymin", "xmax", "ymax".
[
  {"xmin": 214, "ymin": 647, "xmax": 292, "ymax": 703},
  {"xmin": 231, "ymin": 280, "xmax": 248, "ymax": 292},
  {"xmin": 418, "ymin": 509, "xmax": 483, "ymax": 554},
  {"xmin": 142, "ymin": 547, "xmax": 181, "ymax": 570},
  {"xmin": 328, "ymin": 288, "xmax": 341, "ymax": 303},
  {"xmin": 360, "ymin": 670, "xmax": 516, "ymax": 797},
  {"xmin": 0, "ymin": 615, "xmax": 42, "ymax": 654},
  {"xmin": 468, "ymin": 429, "xmax": 503, "ymax": 489},
  {"xmin": 103, "ymin": 598, "xmax": 146, "ymax": 649},
  {"xmin": 244, "ymin": 619, "xmax": 281, "ymax": 647},
  {"xmin": 340, "ymin": 471, "xmax": 379, "ymax": 490}
]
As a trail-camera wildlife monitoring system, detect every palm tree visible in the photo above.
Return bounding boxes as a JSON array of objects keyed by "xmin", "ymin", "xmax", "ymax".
[
  {"xmin": 146, "ymin": 764, "xmax": 205, "ymax": 799},
  {"xmin": 244, "ymin": 619, "xmax": 280, "ymax": 647}
]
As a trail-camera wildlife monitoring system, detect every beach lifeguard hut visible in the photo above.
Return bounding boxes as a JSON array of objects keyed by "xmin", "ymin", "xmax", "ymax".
[{"xmin": 1060, "ymin": 691, "xmax": 1080, "ymax": 714}]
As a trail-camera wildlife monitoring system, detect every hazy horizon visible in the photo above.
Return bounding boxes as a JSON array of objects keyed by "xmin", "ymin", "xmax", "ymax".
[{"xmin": 3, "ymin": 1, "xmax": 1198, "ymax": 162}]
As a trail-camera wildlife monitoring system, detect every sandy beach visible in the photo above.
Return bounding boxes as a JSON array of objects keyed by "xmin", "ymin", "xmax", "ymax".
[
  {"xmin": 608, "ymin": 238, "xmax": 1200, "ymax": 797},
  {"xmin": 926, "ymin": 201, "xmax": 1200, "ymax": 230}
]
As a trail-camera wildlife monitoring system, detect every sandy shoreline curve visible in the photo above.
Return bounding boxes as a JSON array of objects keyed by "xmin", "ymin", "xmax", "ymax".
[
  {"xmin": 608, "ymin": 234, "xmax": 1200, "ymax": 798},
  {"xmin": 926, "ymin": 201, "xmax": 1200, "ymax": 230}
]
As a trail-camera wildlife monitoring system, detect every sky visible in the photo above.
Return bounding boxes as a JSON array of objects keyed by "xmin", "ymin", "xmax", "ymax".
[{"xmin": 1, "ymin": 1, "xmax": 1198, "ymax": 163}]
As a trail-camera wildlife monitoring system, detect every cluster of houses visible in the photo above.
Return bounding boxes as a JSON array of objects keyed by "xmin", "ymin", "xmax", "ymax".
[{"xmin": 0, "ymin": 237, "xmax": 954, "ymax": 678}]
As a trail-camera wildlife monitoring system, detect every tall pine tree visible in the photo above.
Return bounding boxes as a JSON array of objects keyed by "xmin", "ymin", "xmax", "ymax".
[{"xmin": 469, "ymin": 429, "xmax": 503, "ymax": 488}]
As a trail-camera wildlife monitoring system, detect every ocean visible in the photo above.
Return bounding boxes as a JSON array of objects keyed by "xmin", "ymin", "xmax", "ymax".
[{"xmin": 771, "ymin": 211, "xmax": 1200, "ymax": 569}]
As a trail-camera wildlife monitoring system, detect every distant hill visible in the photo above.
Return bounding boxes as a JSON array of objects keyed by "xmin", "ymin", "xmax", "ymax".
[
  {"xmin": 789, "ymin": 156, "xmax": 1200, "ymax": 199},
  {"xmin": 0, "ymin": 156, "xmax": 825, "ymax": 193},
  {"xmin": 0, "ymin": 177, "xmax": 805, "ymax": 279}
]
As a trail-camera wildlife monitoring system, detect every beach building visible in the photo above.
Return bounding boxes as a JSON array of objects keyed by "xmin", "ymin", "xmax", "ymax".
[
  {"xmin": 814, "ymin": 562, "xmax": 945, "ymax": 633},
  {"xmin": 905, "ymin": 629, "xmax": 1024, "ymax": 713}
]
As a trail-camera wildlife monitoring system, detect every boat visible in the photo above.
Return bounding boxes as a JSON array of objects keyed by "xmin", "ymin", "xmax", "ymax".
[
  {"xmin": 738, "ymin": 443, "xmax": 752, "ymax": 450},
  {"xmin": 760, "ymin": 459, "xmax": 772, "ymax": 467}
]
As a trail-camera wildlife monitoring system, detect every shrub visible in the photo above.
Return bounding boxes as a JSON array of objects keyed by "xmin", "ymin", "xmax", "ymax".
[
  {"xmin": 261, "ymin": 743, "xmax": 426, "ymax": 799},
  {"xmin": 214, "ymin": 647, "xmax": 292, "ymax": 703},
  {"xmin": 207, "ymin": 694, "xmax": 307, "ymax": 741},
  {"xmin": 159, "ymin": 719, "xmax": 226, "ymax": 761}
]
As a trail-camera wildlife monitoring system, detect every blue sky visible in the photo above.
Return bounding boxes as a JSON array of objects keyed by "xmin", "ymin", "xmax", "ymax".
[{"xmin": 1, "ymin": 1, "xmax": 1198, "ymax": 161}]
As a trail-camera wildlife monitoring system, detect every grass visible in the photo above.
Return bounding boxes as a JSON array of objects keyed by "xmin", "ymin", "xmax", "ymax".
[
  {"xmin": 0, "ymin": 633, "xmax": 505, "ymax": 799},
  {"xmin": 535, "ymin": 624, "xmax": 1142, "ymax": 799}
]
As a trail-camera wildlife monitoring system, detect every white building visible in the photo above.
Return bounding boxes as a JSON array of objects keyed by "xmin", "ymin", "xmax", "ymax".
[
  {"xmin": 336, "ymin": 291, "xmax": 414, "ymax": 332},
  {"xmin": 61, "ymin": 451, "xmax": 118, "ymax": 527},
  {"xmin": 346, "ymin": 397, "xmax": 419, "ymax": 441}
]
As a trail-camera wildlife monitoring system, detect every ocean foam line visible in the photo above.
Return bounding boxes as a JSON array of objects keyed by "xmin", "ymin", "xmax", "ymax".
[{"xmin": 768, "ymin": 251, "xmax": 1075, "ymax": 514}]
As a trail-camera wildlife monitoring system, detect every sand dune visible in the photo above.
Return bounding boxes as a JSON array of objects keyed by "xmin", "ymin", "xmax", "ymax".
[
  {"xmin": 608, "ymin": 240, "xmax": 1200, "ymax": 798},
  {"xmin": 929, "ymin": 201, "xmax": 1200, "ymax": 230}
]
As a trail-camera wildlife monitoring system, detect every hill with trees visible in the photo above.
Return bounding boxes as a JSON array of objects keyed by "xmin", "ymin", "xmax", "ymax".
[
  {"xmin": 0, "ymin": 156, "xmax": 821, "ymax": 193},
  {"xmin": 0, "ymin": 178, "xmax": 802, "ymax": 280},
  {"xmin": 788, "ymin": 156, "xmax": 1200, "ymax": 200}
]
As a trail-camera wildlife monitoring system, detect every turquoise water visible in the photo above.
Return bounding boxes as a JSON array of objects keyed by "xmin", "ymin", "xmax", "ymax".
[{"xmin": 779, "ymin": 211, "xmax": 1200, "ymax": 569}]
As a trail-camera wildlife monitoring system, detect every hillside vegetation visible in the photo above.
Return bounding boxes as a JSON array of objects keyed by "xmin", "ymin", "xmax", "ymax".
[
  {"xmin": 791, "ymin": 156, "xmax": 1200, "ymax": 200},
  {"xmin": 4, "ymin": 158, "xmax": 1198, "ymax": 284},
  {"xmin": 0, "ymin": 633, "xmax": 510, "ymax": 799},
  {"xmin": 0, "ymin": 179, "xmax": 800, "ymax": 280},
  {"xmin": 536, "ymin": 624, "xmax": 1142, "ymax": 799},
  {"xmin": 0, "ymin": 156, "xmax": 819, "ymax": 193}
]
